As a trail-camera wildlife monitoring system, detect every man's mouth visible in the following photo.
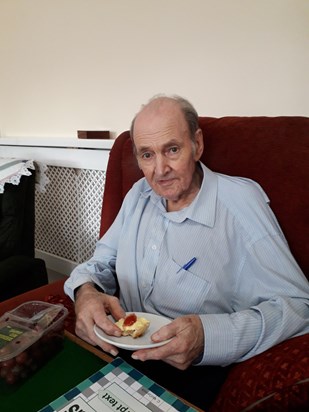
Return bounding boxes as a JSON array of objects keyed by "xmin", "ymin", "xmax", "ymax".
[{"xmin": 156, "ymin": 178, "xmax": 175, "ymax": 187}]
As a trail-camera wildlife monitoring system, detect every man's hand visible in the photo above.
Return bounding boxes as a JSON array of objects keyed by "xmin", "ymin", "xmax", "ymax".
[
  {"xmin": 74, "ymin": 283, "xmax": 126, "ymax": 356},
  {"xmin": 131, "ymin": 315, "xmax": 204, "ymax": 370}
]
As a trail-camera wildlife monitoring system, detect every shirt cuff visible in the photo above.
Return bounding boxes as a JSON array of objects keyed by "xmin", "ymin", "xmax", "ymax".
[{"xmin": 197, "ymin": 312, "xmax": 260, "ymax": 366}]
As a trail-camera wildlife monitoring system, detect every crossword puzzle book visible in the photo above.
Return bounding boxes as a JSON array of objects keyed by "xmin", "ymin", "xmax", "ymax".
[{"xmin": 38, "ymin": 357, "xmax": 199, "ymax": 412}]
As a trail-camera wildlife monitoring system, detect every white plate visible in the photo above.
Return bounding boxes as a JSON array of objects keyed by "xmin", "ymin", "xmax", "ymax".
[{"xmin": 93, "ymin": 312, "xmax": 172, "ymax": 350}]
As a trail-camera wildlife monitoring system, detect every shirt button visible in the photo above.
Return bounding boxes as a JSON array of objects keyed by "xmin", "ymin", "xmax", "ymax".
[{"xmin": 152, "ymin": 244, "xmax": 157, "ymax": 250}]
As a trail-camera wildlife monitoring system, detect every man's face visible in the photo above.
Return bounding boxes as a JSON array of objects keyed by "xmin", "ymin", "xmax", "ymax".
[{"xmin": 132, "ymin": 100, "xmax": 203, "ymax": 210}]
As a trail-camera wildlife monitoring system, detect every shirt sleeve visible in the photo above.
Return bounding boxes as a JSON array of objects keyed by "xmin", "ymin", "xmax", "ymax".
[
  {"xmin": 197, "ymin": 234, "xmax": 309, "ymax": 366},
  {"xmin": 64, "ymin": 208, "xmax": 125, "ymax": 301},
  {"xmin": 64, "ymin": 178, "xmax": 147, "ymax": 301},
  {"xmin": 63, "ymin": 248, "xmax": 118, "ymax": 301}
]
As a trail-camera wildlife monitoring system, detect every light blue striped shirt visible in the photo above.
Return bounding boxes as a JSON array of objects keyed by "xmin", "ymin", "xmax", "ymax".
[{"xmin": 65, "ymin": 163, "xmax": 309, "ymax": 366}]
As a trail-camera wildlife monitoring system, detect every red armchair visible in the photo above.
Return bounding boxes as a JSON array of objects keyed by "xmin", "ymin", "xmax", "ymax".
[{"xmin": 100, "ymin": 116, "xmax": 309, "ymax": 411}]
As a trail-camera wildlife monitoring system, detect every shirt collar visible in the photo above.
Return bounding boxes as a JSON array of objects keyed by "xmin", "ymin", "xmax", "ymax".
[{"xmin": 140, "ymin": 162, "xmax": 218, "ymax": 227}]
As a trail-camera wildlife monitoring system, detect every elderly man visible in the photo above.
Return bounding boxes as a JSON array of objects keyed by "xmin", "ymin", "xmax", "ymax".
[{"xmin": 65, "ymin": 95, "xmax": 309, "ymax": 409}]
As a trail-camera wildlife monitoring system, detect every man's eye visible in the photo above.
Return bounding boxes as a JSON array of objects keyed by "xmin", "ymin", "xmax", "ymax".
[
  {"xmin": 141, "ymin": 152, "xmax": 152, "ymax": 159},
  {"xmin": 168, "ymin": 147, "xmax": 179, "ymax": 154}
]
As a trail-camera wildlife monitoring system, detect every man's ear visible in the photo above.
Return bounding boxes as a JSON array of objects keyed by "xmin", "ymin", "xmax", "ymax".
[{"xmin": 194, "ymin": 128, "xmax": 204, "ymax": 161}]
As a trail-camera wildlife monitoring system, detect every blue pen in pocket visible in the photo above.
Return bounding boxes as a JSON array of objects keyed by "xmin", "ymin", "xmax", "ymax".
[{"xmin": 177, "ymin": 257, "xmax": 197, "ymax": 273}]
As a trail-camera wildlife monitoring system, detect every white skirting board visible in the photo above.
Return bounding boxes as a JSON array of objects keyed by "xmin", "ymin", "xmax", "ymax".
[{"xmin": 36, "ymin": 249, "xmax": 77, "ymax": 277}]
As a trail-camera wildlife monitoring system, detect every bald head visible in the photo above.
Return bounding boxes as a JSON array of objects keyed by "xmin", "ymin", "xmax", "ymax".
[{"xmin": 130, "ymin": 95, "xmax": 199, "ymax": 142}]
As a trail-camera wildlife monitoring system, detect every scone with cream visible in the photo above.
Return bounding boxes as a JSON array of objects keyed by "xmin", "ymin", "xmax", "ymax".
[{"xmin": 115, "ymin": 313, "xmax": 150, "ymax": 338}]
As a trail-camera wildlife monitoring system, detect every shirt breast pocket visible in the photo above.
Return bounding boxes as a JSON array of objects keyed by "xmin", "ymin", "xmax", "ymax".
[{"xmin": 152, "ymin": 258, "xmax": 211, "ymax": 317}]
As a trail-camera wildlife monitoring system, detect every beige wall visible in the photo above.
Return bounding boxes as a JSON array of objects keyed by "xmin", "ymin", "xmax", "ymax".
[{"xmin": 0, "ymin": 0, "xmax": 308, "ymax": 138}]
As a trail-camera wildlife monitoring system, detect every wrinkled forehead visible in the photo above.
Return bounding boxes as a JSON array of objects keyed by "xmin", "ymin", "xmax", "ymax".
[{"xmin": 133, "ymin": 99, "xmax": 188, "ymax": 139}]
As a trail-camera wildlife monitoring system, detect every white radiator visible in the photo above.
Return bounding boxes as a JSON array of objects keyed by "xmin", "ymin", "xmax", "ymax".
[
  {"xmin": 0, "ymin": 137, "xmax": 113, "ymax": 275},
  {"xmin": 35, "ymin": 166, "xmax": 105, "ymax": 264}
]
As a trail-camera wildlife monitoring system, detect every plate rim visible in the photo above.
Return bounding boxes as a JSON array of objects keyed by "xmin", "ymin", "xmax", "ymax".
[{"xmin": 93, "ymin": 312, "xmax": 172, "ymax": 350}]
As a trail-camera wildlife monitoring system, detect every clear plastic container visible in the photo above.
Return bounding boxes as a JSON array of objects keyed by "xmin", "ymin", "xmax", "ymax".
[{"xmin": 0, "ymin": 301, "xmax": 68, "ymax": 385}]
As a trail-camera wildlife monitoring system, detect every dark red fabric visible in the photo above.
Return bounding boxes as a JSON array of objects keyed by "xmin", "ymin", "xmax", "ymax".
[
  {"xmin": 210, "ymin": 333, "xmax": 309, "ymax": 412},
  {"xmin": 100, "ymin": 116, "xmax": 309, "ymax": 277}
]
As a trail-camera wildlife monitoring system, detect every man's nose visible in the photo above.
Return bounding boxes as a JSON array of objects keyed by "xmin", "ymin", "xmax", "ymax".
[{"xmin": 154, "ymin": 155, "xmax": 170, "ymax": 176}]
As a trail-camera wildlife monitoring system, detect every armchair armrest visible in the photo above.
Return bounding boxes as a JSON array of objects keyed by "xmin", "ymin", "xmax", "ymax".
[{"xmin": 210, "ymin": 333, "xmax": 309, "ymax": 411}]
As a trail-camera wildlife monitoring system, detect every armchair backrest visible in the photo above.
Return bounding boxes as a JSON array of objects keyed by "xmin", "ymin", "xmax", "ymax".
[{"xmin": 100, "ymin": 116, "xmax": 309, "ymax": 277}]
